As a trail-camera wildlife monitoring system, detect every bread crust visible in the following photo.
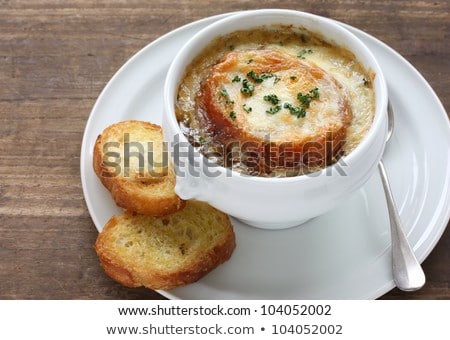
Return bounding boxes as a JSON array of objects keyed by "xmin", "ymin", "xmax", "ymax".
[
  {"xmin": 93, "ymin": 120, "xmax": 185, "ymax": 216},
  {"xmin": 94, "ymin": 202, "xmax": 236, "ymax": 290}
]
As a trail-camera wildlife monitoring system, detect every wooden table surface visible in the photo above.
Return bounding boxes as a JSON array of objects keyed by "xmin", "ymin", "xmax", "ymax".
[{"xmin": 0, "ymin": 0, "xmax": 448, "ymax": 300}]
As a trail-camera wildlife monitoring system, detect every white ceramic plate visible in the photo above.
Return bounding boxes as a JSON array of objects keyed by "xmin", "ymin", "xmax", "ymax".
[{"xmin": 80, "ymin": 13, "xmax": 450, "ymax": 299}]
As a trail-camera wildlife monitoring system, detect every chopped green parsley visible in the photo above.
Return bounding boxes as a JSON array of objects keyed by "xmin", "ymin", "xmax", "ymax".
[
  {"xmin": 243, "ymin": 104, "xmax": 252, "ymax": 113},
  {"xmin": 247, "ymin": 70, "xmax": 274, "ymax": 83},
  {"xmin": 266, "ymin": 105, "xmax": 282, "ymax": 115},
  {"xmin": 297, "ymin": 87, "xmax": 319, "ymax": 108},
  {"xmin": 284, "ymin": 103, "xmax": 306, "ymax": 118},
  {"xmin": 263, "ymin": 94, "xmax": 280, "ymax": 105},
  {"xmin": 240, "ymin": 79, "xmax": 254, "ymax": 96},
  {"xmin": 219, "ymin": 88, "xmax": 228, "ymax": 97},
  {"xmin": 232, "ymin": 75, "xmax": 241, "ymax": 83},
  {"xmin": 297, "ymin": 49, "xmax": 313, "ymax": 59}
]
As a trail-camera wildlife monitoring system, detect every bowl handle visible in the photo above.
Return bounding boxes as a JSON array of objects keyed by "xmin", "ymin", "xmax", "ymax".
[{"xmin": 171, "ymin": 138, "xmax": 208, "ymax": 200}]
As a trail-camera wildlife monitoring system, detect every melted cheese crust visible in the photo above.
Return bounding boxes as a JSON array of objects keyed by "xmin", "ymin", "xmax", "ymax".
[
  {"xmin": 176, "ymin": 27, "xmax": 375, "ymax": 176},
  {"xmin": 202, "ymin": 49, "xmax": 351, "ymax": 140}
]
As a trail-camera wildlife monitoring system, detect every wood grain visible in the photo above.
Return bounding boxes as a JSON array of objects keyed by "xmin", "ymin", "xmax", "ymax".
[{"xmin": 0, "ymin": 0, "xmax": 448, "ymax": 299}]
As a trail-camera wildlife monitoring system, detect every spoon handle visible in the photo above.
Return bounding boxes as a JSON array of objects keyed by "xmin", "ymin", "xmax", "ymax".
[{"xmin": 378, "ymin": 160, "xmax": 426, "ymax": 291}]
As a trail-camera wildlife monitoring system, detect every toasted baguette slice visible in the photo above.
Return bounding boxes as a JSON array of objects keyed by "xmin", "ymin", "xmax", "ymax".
[
  {"xmin": 93, "ymin": 120, "xmax": 184, "ymax": 216},
  {"xmin": 199, "ymin": 49, "xmax": 352, "ymax": 171},
  {"xmin": 94, "ymin": 201, "xmax": 236, "ymax": 290}
]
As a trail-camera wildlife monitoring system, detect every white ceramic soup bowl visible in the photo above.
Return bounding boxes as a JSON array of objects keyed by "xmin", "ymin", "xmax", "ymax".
[{"xmin": 163, "ymin": 9, "xmax": 388, "ymax": 229}]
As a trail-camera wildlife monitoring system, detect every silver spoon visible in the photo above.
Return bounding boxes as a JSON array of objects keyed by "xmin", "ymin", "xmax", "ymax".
[{"xmin": 378, "ymin": 101, "xmax": 426, "ymax": 291}]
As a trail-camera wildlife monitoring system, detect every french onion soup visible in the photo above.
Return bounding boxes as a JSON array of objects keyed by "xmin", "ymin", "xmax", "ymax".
[{"xmin": 175, "ymin": 26, "xmax": 375, "ymax": 177}]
